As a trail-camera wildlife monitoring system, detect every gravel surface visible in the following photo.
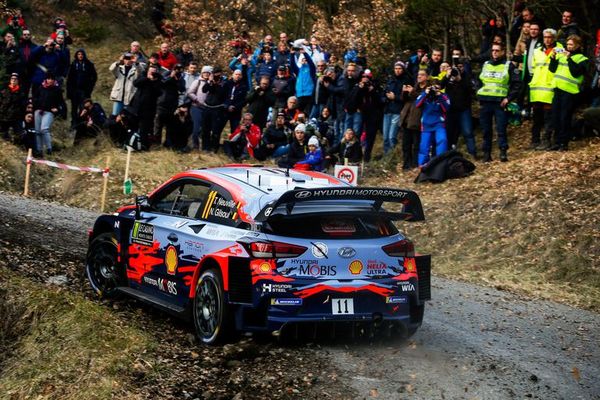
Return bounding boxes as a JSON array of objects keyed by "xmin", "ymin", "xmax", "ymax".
[{"xmin": 1, "ymin": 192, "xmax": 599, "ymax": 400}]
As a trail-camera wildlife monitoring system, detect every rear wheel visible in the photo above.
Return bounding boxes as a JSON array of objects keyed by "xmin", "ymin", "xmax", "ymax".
[
  {"xmin": 193, "ymin": 269, "xmax": 231, "ymax": 344},
  {"xmin": 86, "ymin": 232, "xmax": 123, "ymax": 298}
]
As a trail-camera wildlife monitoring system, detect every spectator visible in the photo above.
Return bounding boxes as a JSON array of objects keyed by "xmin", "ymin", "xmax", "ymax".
[
  {"xmin": 513, "ymin": 21, "xmax": 531, "ymax": 60},
  {"xmin": 223, "ymin": 68, "xmax": 248, "ymax": 133},
  {"xmin": 315, "ymin": 106, "xmax": 335, "ymax": 146},
  {"xmin": 294, "ymin": 135, "xmax": 323, "ymax": 171},
  {"xmin": 154, "ymin": 64, "xmax": 186, "ymax": 145},
  {"xmin": 157, "ymin": 42, "xmax": 178, "ymax": 71},
  {"xmin": 341, "ymin": 63, "xmax": 364, "ymax": 138},
  {"xmin": 282, "ymin": 96, "xmax": 301, "ymax": 129},
  {"xmin": 423, "ymin": 48, "xmax": 443, "ymax": 77},
  {"xmin": 350, "ymin": 69, "xmax": 381, "ymax": 162},
  {"xmin": 530, "ymin": 28, "xmax": 562, "ymax": 150},
  {"xmin": 187, "ymin": 65, "xmax": 211, "ymax": 150},
  {"xmin": 510, "ymin": 6, "xmax": 545, "ymax": 47},
  {"xmin": 129, "ymin": 41, "xmax": 148, "ymax": 66},
  {"xmin": 382, "ymin": 61, "xmax": 410, "ymax": 154},
  {"xmin": 109, "ymin": 52, "xmax": 143, "ymax": 116},
  {"xmin": 443, "ymin": 61, "xmax": 477, "ymax": 158},
  {"xmin": 107, "ymin": 108, "xmax": 137, "ymax": 147},
  {"xmin": 246, "ymin": 76, "xmax": 275, "ymax": 130},
  {"xmin": 33, "ymin": 73, "xmax": 63, "ymax": 157},
  {"xmin": 290, "ymin": 51, "xmax": 316, "ymax": 114},
  {"xmin": 326, "ymin": 128, "xmax": 362, "ymax": 168},
  {"xmin": 201, "ymin": 67, "xmax": 227, "ymax": 152},
  {"xmin": 407, "ymin": 48, "xmax": 427, "ymax": 82},
  {"xmin": 254, "ymin": 48, "xmax": 276, "ymax": 83},
  {"xmin": 19, "ymin": 112, "xmax": 36, "ymax": 150},
  {"xmin": 54, "ymin": 32, "xmax": 70, "ymax": 82},
  {"xmin": 73, "ymin": 98, "xmax": 107, "ymax": 144},
  {"xmin": 0, "ymin": 73, "xmax": 26, "ymax": 141},
  {"xmin": 556, "ymin": 10, "xmax": 580, "ymax": 47},
  {"xmin": 66, "ymin": 49, "xmax": 98, "ymax": 128},
  {"xmin": 254, "ymin": 111, "xmax": 290, "ymax": 160},
  {"xmin": 166, "ymin": 103, "xmax": 193, "ymax": 151},
  {"xmin": 271, "ymin": 65, "xmax": 295, "ymax": 116},
  {"xmin": 309, "ymin": 60, "xmax": 329, "ymax": 119},
  {"xmin": 415, "ymin": 79, "xmax": 450, "ymax": 166},
  {"xmin": 278, "ymin": 123, "xmax": 308, "ymax": 168},
  {"xmin": 549, "ymin": 35, "xmax": 589, "ymax": 151},
  {"xmin": 175, "ymin": 43, "xmax": 194, "ymax": 67},
  {"xmin": 1, "ymin": 32, "xmax": 20, "ymax": 80},
  {"xmin": 180, "ymin": 61, "xmax": 199, "ymax": 105},
  {"xmin": 308, "ymin": 36, "xmax": 327, "ymax": 64},
  {"xmin": 477, "ymin": 43, "xmax": 522, "ymax": 162},
  {"xmin": 400, "ymin": 70, "xmax": 427, "ymax": 169},
  {"xmin": 130, "ymin": 64, "xmax": 163, "ymax": 149},
  {"xmin": 273, "ymin": 41, "xmax": 290, "ymax": 70},
  {"xmin": 222, "ymin": 112, "xmax": 261, "ymax": 160},
  {"xmin": 18, "ymin": 29, "xmax": 37, "ymax": 95},
  {"xmin": 323, "ymin": 65, "xmax": 351, "ymax": 144}
]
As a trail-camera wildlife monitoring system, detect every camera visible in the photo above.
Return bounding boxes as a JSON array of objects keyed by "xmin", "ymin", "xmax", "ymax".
[
  {"xmin": 322, "ymin": 75, "xmax": 332, "ymax": 84},
  {"xmin": 152, "ymin": 71, "xmax": 162, "ymax": 79},
  {"xmin": 427, "ymin": 86, "xmax": 438, "ymax": 98},
  {"xmin": 450, "ymin": 67, "xmax": 460, "ymax": 77}
]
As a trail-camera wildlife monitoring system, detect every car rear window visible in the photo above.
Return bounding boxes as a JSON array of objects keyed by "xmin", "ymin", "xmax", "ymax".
[{"xmin": 264, "ymin": 214, "xmax": 398, "ymax": 239}]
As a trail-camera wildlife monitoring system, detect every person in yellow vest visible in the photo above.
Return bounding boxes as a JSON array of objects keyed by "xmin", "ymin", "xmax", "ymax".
[
  {"xmin": 529, "ymin": 28, "xmax": 563, "ymax": 150},
  {"xmin": 477, "ymin": 43, "xmax": 522, "ymax": 162},
  {"xmin": 548, "ymin": 35, "xmax": 589, "ymax": 151}
]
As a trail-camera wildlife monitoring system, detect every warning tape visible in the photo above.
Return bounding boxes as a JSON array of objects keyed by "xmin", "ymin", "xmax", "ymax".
[{"xmin": 26, "ymin": 155, "xmax": 110, "ymax": 177}]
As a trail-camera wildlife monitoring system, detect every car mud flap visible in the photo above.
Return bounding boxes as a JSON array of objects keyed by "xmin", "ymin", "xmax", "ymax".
[{"xmin": 416, "ymin": 255, "xmax": 431, "ymax": 302}]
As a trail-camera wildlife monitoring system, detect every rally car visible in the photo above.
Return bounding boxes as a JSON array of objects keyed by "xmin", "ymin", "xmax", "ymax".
[{"xmin": 86, "ymin": 166, "xmax": 431, "ymax": 344}]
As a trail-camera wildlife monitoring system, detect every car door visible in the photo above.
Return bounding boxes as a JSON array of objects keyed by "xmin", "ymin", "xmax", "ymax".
[{"xmin": 129, "ymin": 178, "xmax": 211, "ymax": 306}]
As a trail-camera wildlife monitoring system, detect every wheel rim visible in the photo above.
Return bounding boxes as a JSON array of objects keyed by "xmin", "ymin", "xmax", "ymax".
[
  {"xmin": 88, "ymin": 242, "xmax": 119, "ymax": 295},
  {"xmin": 195, "ymin": 276, "xmax": 221, "ymax": 341}
]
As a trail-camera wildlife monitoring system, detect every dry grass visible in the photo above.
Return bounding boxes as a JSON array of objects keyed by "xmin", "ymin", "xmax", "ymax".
[{"xmin": 0, "ymin": 269, "xmax": 154, "ymax": 400}]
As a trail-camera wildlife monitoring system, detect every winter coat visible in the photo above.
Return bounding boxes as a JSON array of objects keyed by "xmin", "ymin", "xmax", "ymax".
[
  {"xmin": 30, "ymin": 46, "xmax": 62, "ymax": 86},
  {"xmin": 278, "ymin": 139, "xmax": 307, "ymax": 168},
  {"xmin": 254, "ymin": 60, "xmax": 277, "ymax": 83},
  {"xmin": 246, "ymin": 86, "xmax": 276, "ymax": 128},
  {"xmin": 383, "ymin": 74, "xmax": 410, "ymax": 114},
  {"xmin": 223, "ymin": 79, "xmax": 248, "ymax": 111},
  {"xmin": 0, "ymin": 86, "xmax": 26, "ymax": 122},
  {"xmin": 157, "ymin": 76, "xmax": 185, "ymax": 114},
  {"xmin": 328, "ymin": 138, "xmax": 362, "ymax": 164},
  {"xmin": 131, "ymin": 75, "xmax": 162, "ymax": 118},
  {"xmin": 290, "ymin": 54, "xmax": 316, "ymax": 97},
  {"xmin": 66, "ymin": 49, "xmax": 97, "ymax": 99},
  {"xmin": 296, "ymin": 148, "xmax": 323, "ymax": 170},
  {"xmin": 414, "ymin": 150, "xmax": 475, "ymax": 183},
  {"xmin": 33, "ymin": 81, "xmax": 63, "ymax": 112},
  {"xmin": 187, "ymin": 78, "xmax": 208, "ymax": 108},
  {"xmin": 228, "ymin": 123, "xmax": 261, "ymax": 158},
  {"xmin": 415, "ymin": 91, "xmax": 450, "ymax": 131},
  {"xmin": 443, "ymin": 73, "xmax": 472, "ymax": 112},
  {"xmin": 400, "ymin": 85, "xmax": 425, "ymax": 130},
  {"xmin": 157, "ymin": 51, "xmax": 178, "ymax": 71},
  {"xmin": 202, "ymin": 79, "xmax": 227, "ymax": 108},
  {"xmin": 272, "ymin": 76, "xmax": 295, "ymax": 109},
  {"xmin": 109, "ymin": 61, "xmax": 142, "ymax": 105}
]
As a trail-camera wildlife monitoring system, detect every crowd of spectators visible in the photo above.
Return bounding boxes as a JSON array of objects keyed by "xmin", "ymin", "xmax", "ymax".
[{"xmin": 0, "ymin": 6, "xmax": 599, "ymax": 171}]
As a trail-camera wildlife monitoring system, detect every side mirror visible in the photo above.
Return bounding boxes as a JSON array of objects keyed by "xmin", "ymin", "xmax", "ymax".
[{"xmin": 135, "ymin": 195, "xmax": 150, "ymax": 219}]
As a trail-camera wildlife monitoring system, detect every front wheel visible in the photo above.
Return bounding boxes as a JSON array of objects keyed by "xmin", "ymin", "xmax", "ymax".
[
  {"xmin": 86, "ymin": 232, "xmax": 123, "ymax": 298},
  {"xmin": 193, "ymin": 269, "xmax": 232, "ymax": 345}
]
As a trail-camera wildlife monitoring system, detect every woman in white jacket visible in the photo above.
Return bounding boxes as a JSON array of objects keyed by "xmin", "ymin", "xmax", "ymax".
[{"xmin": 109, "ymin": 52, "xmax": 143, "ymax": 116}]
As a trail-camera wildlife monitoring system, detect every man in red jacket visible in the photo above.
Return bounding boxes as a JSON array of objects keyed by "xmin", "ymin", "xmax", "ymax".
[
  {"xmin": 157, "ymin": 42, "xmax": 178, "ymax": 71},
  {"xmin": 223, "ymin": 113, "xmax": 262, "ymax": 160}
]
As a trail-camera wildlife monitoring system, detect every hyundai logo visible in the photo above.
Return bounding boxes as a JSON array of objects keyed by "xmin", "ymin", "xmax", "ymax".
[
  {"xmin": 295, "ymin": 190, "xmax": 312, "ymax": 199},
  {"xmin": 338, "ymin": 247, "xmax": 356, "ymax": 258}
]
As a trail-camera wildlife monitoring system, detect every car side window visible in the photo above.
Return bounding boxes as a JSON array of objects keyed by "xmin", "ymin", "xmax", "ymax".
[{"xmin": 151, "ymin": 180, "xmax": 211, "ymax": 218}]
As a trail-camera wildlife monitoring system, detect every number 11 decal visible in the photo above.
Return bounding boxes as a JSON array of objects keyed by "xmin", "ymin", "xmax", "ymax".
[{"xmin": 332, "ymin": 298, "xmax": 354, "ymax": 315}]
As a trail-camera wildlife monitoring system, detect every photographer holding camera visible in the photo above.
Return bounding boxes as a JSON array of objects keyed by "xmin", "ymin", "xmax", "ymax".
[
  {"xmin": 201, "ymin": 67, "xmax": 227, "ymax": 152},
  {"xmin": 129, "ymin": 65, "xmax": 163, "ymax": 149},
  {"xmin": 109, "ymin": 52, "xmax": 143, "ymax": 116},
  {"xmin": 382, "ymin": 61, "xmax": 410, "ymax": 154},
  {"xmin": 223, "ymin": 112, "xmax": 261, "ymax": 160},
  {"xmin": 443, "ymin": 60, "xmax": 477, "ymax": 158},
  {"xmin": 415, "ymin": 78, "xmax": 450, "ymax": 166}
]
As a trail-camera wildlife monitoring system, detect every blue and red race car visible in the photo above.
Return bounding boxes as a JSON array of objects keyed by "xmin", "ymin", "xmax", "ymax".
[{"xmin": 86, "ymin": 166, "xmax": 431, "ymax": 344}]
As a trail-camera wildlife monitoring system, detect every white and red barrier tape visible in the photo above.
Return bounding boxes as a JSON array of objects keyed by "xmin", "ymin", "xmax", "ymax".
[{"xmin": 26, "ymin": 155, "xmax": 110, "ymax": 177}]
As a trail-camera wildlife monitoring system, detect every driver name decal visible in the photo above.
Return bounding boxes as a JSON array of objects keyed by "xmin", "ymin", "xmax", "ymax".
[{"xmin": 132, "ymin": 221, "xmax": 154, "ymax": 246}]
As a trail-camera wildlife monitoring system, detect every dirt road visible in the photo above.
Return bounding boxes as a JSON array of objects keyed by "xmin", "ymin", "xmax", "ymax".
[{"xmin": 1, "ymin": 193, "xmax": 598, "ymax": 399}]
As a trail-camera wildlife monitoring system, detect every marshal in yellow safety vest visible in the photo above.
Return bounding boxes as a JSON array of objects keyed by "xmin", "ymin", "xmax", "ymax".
[
  {"xmin": 529, "ymin": 43, "xmax": 564, "ymax": 104},
  {"xmin": 477, "ymin": 61, "xmax": 510, "ymax": 98},
  {"xmin": 552, "ymin": 53, "xmax": 588, "ymax": 94}
]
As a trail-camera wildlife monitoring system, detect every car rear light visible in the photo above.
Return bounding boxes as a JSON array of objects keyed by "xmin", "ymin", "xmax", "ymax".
[
  {"xmin": 242, "ymin": 241, "xmax": 307, "ymax": 258},
  {"xmin": 382, "ymin": 239, "xmax": 415, "ymax": 258}
]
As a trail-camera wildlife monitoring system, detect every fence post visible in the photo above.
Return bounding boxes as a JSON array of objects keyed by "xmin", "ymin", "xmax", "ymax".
[
  {"xmin": 100, "ymin": 156, "xmax": 110, "ymax": 213},
  {"xmin": 23, "ymin": 148, "xmax": 32, "ymax": 196}
]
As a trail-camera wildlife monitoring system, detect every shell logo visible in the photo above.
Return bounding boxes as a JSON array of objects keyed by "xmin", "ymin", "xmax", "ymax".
[
  {"xmin": 165, "ymin": 245, "xmax": 178, "ymax": 275},
  {"xmin": 259, "ymin": 262, "xmax": 271, "ymax": 273},
  {"xmin": 348, "ymin": 260, "xmax": 363, "ymax": 275},
  {"xmin": 404, "ymin": 257, "xmax": 416, "ymax": 273}
]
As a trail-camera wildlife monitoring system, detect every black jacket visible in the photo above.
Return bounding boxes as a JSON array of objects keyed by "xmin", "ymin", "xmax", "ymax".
[
  {"xmin": 66, "ymin": 49, "xmax": 97, "ymax": 99},
  {"xmin": 223, "ymin": 79, "xmax": 248, "ymax": 111},
  {"xmin": 157, "ymin": 76, "xmax": 185, "ymax": 113},
  {"xmin": 0, "ymin": 86, "xmax": 26, "ymax": 121},
  {"xmin": 202, "ymin": 79, "xmax": 227, "ymax": 107},
  {"xmin": 328, "ymin": 139, "xmax": 362, "ymax": 163},
  {"xmin": 246, "ymin": 86, "xmax": 275, "ymax": 128},
  {"xmin": 131, "ymin": 75, "xmax": 163, "ymax": 118},
  {"xmin": 382, "ymin": 74, "xmax": 410, "ymax": 114},
  {"xmin": 33, "ymin": 82, "xmax": 63, "ymax": 112}
]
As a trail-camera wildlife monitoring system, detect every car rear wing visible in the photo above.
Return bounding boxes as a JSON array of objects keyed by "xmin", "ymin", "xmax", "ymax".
[{"xmin": 254, "ymin": 187, "xmax": 425, "ymax": 222}]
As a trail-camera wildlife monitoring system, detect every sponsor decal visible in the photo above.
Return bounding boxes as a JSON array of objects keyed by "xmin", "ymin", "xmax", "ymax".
[
  {"xmin": 184, "ymin": 240, "xmax": 205, "ymax": 251},
  {"xmin": 290, "ymin": 259, "xmax": 320, "ymax": 265},
  {"xmin": 311, "ymin": 242, "xmax": 328, "ymax": 259},
  {"xmin": 386, "ymin": 296, "xmax": 408, "ymax": 304},
  {"xmin": 262, "ymin": 283, "xmax": 292, "ymax": 293},
  {"xmin": 143, "ymin": 276, "xmax": 178, "ymax": 295},
  {"xmin": 165, "ymin": 245, "xmax": 178, "ymax": 275},
  {"xmin": 203, "ymin": 191, "xmax": 240, "ymax": 220},
  {"xmin": 298, "ymin": 264, "xmax": 337, "ymax": 277},
  {"xmin": 132, "ymin": 221, "xmax": 154, "ymax": 246},
  {"xmin": 366, "ymin": 260, "xmax": 387, "ymax": 275},
  {"xmin": 114, "ymin": 221, "xmax": 120, "ymax": 229},
  {"xmin": 404, "ymin": 257, "xmax": 416, "ymax": 273},
  {"xmin": 294, "ymin": 188, "xmax": 408, "ymax": 200},
  {"xmin": 271, "ymin": 298, "xmax": 303, "ymax": 306},
  {"xmin": 338, "ymin": 247, "xmax": 356, "ymax": 258},
  {"xmin": 259, "ymin": 262, "xmax": 271, "ymax": 273},
  {"xmin": 348, "ymin": 260, "xmax": 364, "ymax": 275},
  {"xmin": 398, "ymin": 282, "xmax": 415, "ymax": 292}
]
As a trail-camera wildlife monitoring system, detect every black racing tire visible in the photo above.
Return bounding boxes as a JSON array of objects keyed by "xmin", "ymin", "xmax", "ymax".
[
  {"xmin": 86, "ymin": 232, "xmax": 123, "ymax": 298},
  {"xmin": 193, "ymin": 268, "xmax": 232, "ymax": 345}
]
